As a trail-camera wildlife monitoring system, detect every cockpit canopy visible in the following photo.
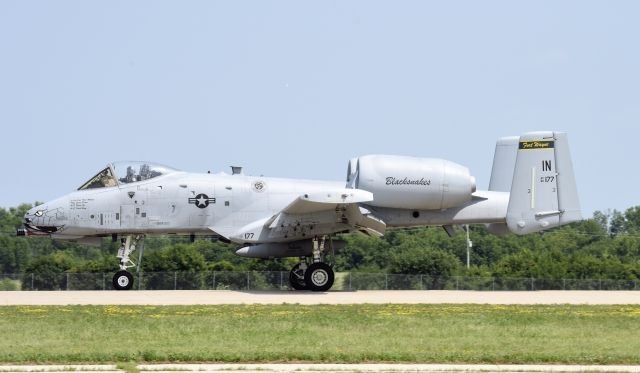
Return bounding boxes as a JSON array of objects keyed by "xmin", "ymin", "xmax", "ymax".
[{"xmin": 78, "ymin": 162, "xmax": 179, "ymax": 190}]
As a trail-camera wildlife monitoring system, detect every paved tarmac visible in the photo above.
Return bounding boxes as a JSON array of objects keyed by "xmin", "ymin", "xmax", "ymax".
[
  {"xmin": 3, "ymin": 364, "xmax": 640, "ymax": 373},
  {"xmin": 1, "ymin": 290, "xmax": 640, "ymax": 305}
]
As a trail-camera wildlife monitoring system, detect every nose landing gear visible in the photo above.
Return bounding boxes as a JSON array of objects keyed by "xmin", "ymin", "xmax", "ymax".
[
  {"xmin": 112, "ymin": 235, "xmax": 145, "ymax": 290},
  {"xmin": 288, "ymin": 236, "xmax": 335, "ymax": 292}
]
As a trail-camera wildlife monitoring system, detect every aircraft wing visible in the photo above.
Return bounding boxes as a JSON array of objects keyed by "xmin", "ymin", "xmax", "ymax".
[
  {"xmin": 218, "ymin": 188, "xmax": 385, "ymax": 244},
  {"xmin": 281, "ymin": 189, "xmax": 374, "ymax": 214}
]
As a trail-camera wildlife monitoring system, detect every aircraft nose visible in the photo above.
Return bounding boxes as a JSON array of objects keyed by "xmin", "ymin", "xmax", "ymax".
[
  {"xmin": 20, "ymin": 204, "xmax": 61, "ymax": 235},
  {"xmin": 24, "ymin": 206, "xmax": 41, "ymax": 221},
  {"xmin": 19, "ymin": 209, "xmax": 37, "ymax": 236},
  {"xmin": 24, "ymin": 209, "xmax": 34, "ymax": 223}
]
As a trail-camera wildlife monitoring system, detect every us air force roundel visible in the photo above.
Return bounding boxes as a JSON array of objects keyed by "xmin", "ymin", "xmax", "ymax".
[{"xmin": 189, "ymin": 193, "xmax": 216, "ymax": 209}]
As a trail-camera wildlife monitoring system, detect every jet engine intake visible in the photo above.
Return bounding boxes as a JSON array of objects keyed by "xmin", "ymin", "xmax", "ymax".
[{"xmin": 350, "ymin": 155, "xmax": 476, "ymax": 210}]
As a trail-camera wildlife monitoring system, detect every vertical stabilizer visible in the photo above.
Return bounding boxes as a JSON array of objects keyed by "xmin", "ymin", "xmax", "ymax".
[
  {"xmin": 554, "ymin": 132, "xmax": 582, "ymax": 225},
  {"xmin": 506, "ymin": 132, "xmax": 581, "ymax": 234},
  {"xmin": 489, "ymin": 136, "xmax": 519, "ymax": 192}
]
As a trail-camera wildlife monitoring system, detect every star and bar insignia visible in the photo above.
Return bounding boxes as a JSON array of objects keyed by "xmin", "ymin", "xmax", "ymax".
[{"xmin": 188, "ymin": 193, "xmax": 216, "ymax": 209}]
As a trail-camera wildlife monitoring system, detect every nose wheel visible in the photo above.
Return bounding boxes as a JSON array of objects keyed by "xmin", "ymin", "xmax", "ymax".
[{"xmin": 113, "ymin": 270, "xmax": 134, "ymax": 291}]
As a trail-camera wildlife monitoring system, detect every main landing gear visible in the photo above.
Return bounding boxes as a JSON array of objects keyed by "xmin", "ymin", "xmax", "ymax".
[
  {"xmin": 112, "ymin": 235, "xmax": 145, "ymax": 290},
  {"xmin": 288, "ymin": 236, "xmax": 335, "ymax": 292}
]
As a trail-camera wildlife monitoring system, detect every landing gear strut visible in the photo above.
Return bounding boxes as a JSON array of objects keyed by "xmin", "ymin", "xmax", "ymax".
[
  {"xmin": 112, "ymin": 235, "xmax": 145, "ymax": 291},
  {"xmin": 288, "ymin": 236, "xmax": 335, "ymax": 292},
  {"xmin": 289, "ymin": 262, "xmax": 308, "ymax": 290}
]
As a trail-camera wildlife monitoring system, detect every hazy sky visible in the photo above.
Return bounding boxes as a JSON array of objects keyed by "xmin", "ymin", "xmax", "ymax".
[{"xmin": 1, "ymin": 1, "xmax": 638, "ymax": 217}]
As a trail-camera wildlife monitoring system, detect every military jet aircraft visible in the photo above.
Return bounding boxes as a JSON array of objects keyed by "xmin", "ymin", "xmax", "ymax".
[{"xmin": 18, "ymin": 131, "xmax": 581, "ymax": 292}]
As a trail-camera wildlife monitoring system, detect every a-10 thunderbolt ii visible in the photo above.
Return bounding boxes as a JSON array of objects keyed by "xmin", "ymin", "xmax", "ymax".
[{"xmin": 18, "ymin": 131, "xmax": 581, "ymax": 292}]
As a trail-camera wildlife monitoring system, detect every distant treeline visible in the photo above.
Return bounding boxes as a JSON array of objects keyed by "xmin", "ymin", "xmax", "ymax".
[{"xmin": 1, "ymin": 203, "xmax": 640, "ymax": 281}]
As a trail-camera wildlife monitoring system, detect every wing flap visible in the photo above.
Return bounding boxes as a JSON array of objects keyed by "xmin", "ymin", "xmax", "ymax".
[{"xmin": 356, "ymin": 206, "xmax": 386, "ymax": 237}]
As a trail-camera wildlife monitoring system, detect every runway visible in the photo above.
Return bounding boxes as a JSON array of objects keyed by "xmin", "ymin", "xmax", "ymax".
[{"xmin": 1, "ymin": 290, "xmax": 640, "ymax": 305}]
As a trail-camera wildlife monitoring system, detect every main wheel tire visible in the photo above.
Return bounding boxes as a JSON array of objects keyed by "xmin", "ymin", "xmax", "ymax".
[
  {"xmin": 289, "ymin": 264, "xmax": 308, "ymax": 291},
  {"xmin": 113, "ymin": 270, "xmax": 134, "ymax": 290},
  {"xmin": 304, "ymin": 262, "xmax": 334, "ymax": 292}
]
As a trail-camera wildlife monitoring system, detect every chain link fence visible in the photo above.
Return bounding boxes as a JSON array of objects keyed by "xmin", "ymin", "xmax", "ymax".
[{"xmin": 1, "ymin": 271, "xmax": 638, "ymax": 291}]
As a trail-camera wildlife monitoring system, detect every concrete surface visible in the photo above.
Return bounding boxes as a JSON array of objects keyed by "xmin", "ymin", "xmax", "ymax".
[{"xmin": 1, "ymin": 290, "xmax": 640, "ymax": 305}]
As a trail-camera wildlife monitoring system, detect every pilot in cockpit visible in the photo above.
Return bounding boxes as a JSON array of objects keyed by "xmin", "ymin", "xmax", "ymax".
[{"xmin": 103, "ymin": 175, "xmax": 117, "ymax": 187}]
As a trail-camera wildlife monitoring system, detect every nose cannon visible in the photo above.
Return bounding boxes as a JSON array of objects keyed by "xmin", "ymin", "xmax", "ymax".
[
  {"xmin": 17, "ymin": 216, "xmax": 33, "ymax": 236},
  {"xmin": 18, "ymin": 216, "xmax": 37, "ymax": 236}
]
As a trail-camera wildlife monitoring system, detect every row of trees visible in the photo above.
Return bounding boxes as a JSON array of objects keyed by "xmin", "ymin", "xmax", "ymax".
[{"xmin": 2, "ymin": 203, "xmax": 640, "ymax": 282}]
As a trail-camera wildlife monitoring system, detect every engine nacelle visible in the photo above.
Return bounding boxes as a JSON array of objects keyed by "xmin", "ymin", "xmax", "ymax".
[{"xmin": 348, "ymin": 155, "xmax": 476, "ymax": 210}]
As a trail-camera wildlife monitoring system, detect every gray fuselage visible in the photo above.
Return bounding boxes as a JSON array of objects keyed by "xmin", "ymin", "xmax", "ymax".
[{"xmin": 25, "ymin": 170, "xmax": 509, "ymax": 243}]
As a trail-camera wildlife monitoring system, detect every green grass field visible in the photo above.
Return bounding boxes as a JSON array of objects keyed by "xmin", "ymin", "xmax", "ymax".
[{"xmin": 1, "ymin": 304, "xmax": 640, "ymax": 364}]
